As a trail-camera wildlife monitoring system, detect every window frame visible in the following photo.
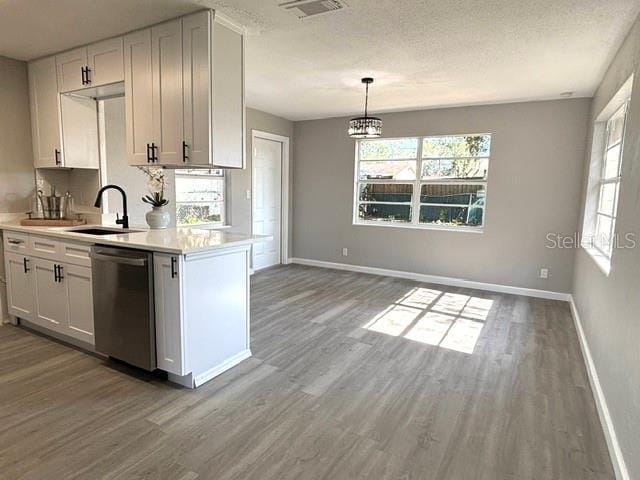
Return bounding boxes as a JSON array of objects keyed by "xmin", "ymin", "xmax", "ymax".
[
  {"xmin": 175, "ymin": 169, "xmax": 228, "ymax": 227},
  {"xmin": 353, "ymin": 134, "xmax": 491, "ymax": 232},
  {"xmin": 582, "ymin": 98, "xmax": 630, "ymax": 275}
]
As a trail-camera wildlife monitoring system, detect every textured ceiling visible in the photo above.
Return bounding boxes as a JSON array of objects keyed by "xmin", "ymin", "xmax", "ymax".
[
  {"xmin": 212, "ymin": 0, "xmax": 640, "ymax": 120},
  {"xmin": 1, "ymin": 0, "xmax": 639, "ymax": 120}
]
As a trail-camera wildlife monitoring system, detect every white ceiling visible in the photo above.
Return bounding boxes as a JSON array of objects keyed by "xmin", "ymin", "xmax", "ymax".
[{"xmin": 2, "ymin": 0, "xmax": 639, "ymax": 121}]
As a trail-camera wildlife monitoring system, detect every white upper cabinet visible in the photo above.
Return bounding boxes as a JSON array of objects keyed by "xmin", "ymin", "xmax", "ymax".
[
  {"xmin": 57, "ymin": 40, "xmax": 124, "ymax": 92},
  {"xmin": 125, "ymin": 10, "xmax": 245, "ymax": 167},
  {"xmin": 212, "ymin": 18, "xmax": 245, "ymax": 169},
  {"xmin": 152, "ymin": 19, "xmax": 184, "ymax": 165},
  {"xmin": 182, "ymin": 11, "xmax": 211, "ymax": 166},
  {"xmin": 87, "ymin": 37, "xmax": 124, "ymax": 87},
  {"xmin": 28, "ymin": 56, "xmax": 63, "ymax": 168},
  {"xmin": 28, "ymin": 9, "xmax": 243, "ymax": 169},
  {"xmin": 124, "ymin": 29, "xmax": 154, "ymax": 166},
  {"xmin": 56, "ymin": 47, "xmax": 87, "ymax": 93}
]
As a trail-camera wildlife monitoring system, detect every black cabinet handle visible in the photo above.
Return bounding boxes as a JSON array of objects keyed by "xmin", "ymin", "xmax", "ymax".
[
  {"xmin": 81, "ymin": 66, "xmax": 91, "ymax": 85},
  {"xmin": 182, "ymin": 141, "xmax": 189, "ymax": 162},
  {"xmin": 23, "ymin": 257, "xmax": 30, "ymax": 273},
  {"xmin": 152, "ymin": 143, "xmax": 158, "ymax": 163},
  {"xmin": 146, "ymin": 143, "xmax": 151, "ymax": 163},
  {"xmin": 55, "ymin": 149, "xmax": 61, "ymax": 166},
  {"xmin": 170, "ymin": 257, "xmax": 177, "ymax": 278},
  {"xmin": 53, "ymin": 264, "xmax": 58, "ymax": 282},
  {"xmin": 57, "ymin": 265, "xmax": 64, "ymax": 282}
]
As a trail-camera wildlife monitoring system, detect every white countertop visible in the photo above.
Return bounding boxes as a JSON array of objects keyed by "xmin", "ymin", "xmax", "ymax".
[{"xmin": 0, "ymin": 222, "xmax": 269, "ymax": 255}]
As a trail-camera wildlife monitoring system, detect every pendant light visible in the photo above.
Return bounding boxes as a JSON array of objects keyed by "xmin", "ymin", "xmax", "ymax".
[{"xmin": 348, "ymin": 77, "xmax": 382, "ymax": 138}]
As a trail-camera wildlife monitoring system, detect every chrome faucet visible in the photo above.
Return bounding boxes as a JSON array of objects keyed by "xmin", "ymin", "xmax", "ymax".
[{"xmin": 94, "ymin": 185, "xmax": 129, "ymax": 229}]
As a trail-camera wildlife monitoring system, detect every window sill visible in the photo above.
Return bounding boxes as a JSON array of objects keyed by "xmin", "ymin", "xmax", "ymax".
[
  {"xmin": 581, "ymin": 243, "xmax": 612, "ymax": 276},
  {"xmin": 353, "ymin": 220, "xmax": 484, "ymax": 234}
]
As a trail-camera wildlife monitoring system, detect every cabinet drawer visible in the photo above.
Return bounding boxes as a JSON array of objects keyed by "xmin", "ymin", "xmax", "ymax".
[
  {"xmin": 60, "ymin": 241, "xmax": 92, "ymax": 267},
  {"xmin": 3, "ymin": 232, "xmax": 30, "ymax": 254},
  {"xmin": 29, "ymin": 235, "xmax": 61, "ymax": 260}
]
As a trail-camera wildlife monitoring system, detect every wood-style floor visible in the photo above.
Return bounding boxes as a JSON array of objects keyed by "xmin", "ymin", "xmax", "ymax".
[{"xmin": 0, "ymin": 264, "xmax": 613, "ymax": 480}]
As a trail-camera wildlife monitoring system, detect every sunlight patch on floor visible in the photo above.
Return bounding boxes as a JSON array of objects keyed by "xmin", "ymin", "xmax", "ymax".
[{"xmin": 362, "ymin": 287, "xmax": 494, "ymax": 354}]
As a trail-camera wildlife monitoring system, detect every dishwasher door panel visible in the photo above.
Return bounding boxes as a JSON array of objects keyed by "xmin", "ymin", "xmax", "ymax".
[{"xmin": 91, "ymin": 246, "xmax": 156, "ymax": 370}]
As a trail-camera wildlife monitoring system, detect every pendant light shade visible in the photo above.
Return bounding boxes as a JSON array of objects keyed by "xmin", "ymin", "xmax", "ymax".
[{"xmin": 348, "ymin": 77, "xmax": 382, "ymax": 138}]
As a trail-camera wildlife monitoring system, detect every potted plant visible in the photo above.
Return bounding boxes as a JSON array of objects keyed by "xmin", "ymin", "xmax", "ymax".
[{"xmin": 142, "ymin": 167, "xmax": 170, "ymax": 229}]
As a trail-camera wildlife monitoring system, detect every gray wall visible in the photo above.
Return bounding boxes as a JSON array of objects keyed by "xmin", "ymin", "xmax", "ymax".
[
  {"xmin": 292, "ymin": 99, "xmax": 591, "ymax": 293},
  {"xmin": 229, "ymin": 107, "xmax": 293, "ymax": 246},
  {"xmin": 0, "ymin": 55, "xmax": 33, "ymax": 323},
  {"xmin": 573, "ymin": 15, "xmax": 640, "ymax": 478},
  {"xmin": 0, "ymin": 56, "xmax": 34, "ymax": 213}
]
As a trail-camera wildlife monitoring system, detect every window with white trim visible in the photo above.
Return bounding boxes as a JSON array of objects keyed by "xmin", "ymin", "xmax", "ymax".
[
  {"xmin": 354, "ymin": 134, "xmax": 491, "ymax": 229},
  {"xmin": 175, "ymin": 169, "xmax": 226, "ymax": 226},
  {"xmin": 587, "ymin": 102, "xmax": 629, "ymax": 261}
]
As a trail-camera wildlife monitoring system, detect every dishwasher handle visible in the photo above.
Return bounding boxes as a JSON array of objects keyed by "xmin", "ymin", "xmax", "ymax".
[{"xmin": 90, "ymin": 251, "xmax": 148, "ymax": 267}]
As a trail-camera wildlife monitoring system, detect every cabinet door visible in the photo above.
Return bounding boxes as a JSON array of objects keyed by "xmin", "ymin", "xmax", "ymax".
[
  {"xmin": 124, "ymin": 28, "xmax": 154, "ymax": 166},
  {"xmin": 152, "ymin": 19, "xmax": 184, "ymax": 165},
  {"xmin": 28, "ymin": 57, "xmax": 63, "ymax": 168},
  {"xmin": 32, "ymin": 258, "xmax": 67, "ymax": 332},
  {"xmin": 87, "ymin": 37, "xmax": 124, "ymax": 87},
  {"xmin": 212, "ymin": 21, "xmax": 244, "ymax": 168},
  {"xmin": 182, "ymin": 11, "xmax": 212, "ymax": 165},
  {"xmin": 154, "ymin": 254, "xmax": 187, "ymax": 375},
  {"xmin": 4, "ymin": 253, "xmax": 34, "ymax": 321},
  {"xmin": 56, "ymin": 47, "xmax": 88, "ymax": 92},
  {"xmin": 65, "ymin": 264, "xmax": 94, "ymax": 345}
]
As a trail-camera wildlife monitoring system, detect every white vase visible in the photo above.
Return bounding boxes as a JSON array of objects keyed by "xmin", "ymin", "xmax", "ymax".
[{"xmin": 145, "ymin": 206, "xmax": 170, "ymax": 229}]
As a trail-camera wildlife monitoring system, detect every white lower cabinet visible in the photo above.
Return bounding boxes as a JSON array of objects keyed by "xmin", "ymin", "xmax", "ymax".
[
  {"xmin": 154, "ymin": 246, "xmax": 251, "ymax": 387},
  {"xmin": 65, "ymin": 264, "xmax": 95, "ymax": 344},
  {"xmin": 154, "ymin": 254, "xmax": 186, "ymax": 375},
  {"xmin": 4, "ymin": 233, "xmax": 94, "ymax": 345},
  {"xmin": 33, "ymin": 258, "xmax": 67, "ymax": 333},
  {"xmin": 4, "ymin": 253, "xmax": 35, "ymax": 322}
]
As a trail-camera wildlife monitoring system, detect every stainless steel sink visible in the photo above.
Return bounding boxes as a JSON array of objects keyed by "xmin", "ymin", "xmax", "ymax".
[{"xmin": 66, "ymin": 227, "xmax": 142, "ymax": 236}]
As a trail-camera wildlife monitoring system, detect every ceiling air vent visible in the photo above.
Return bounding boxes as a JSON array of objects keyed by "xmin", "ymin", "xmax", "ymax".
[{"xmin": 279, "ymin": 0, "xmax": 347, "ymax": 19}]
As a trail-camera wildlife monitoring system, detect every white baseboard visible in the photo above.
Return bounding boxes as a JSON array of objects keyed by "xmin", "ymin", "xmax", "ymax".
[
  {"xmin": 569, "ymin": 298, "xmax": 629, "ymax": 480},
  {"xmin": 193, "ymin": 349, "xmax": 252, "ymax": 388},
  {"xmin": 289, "ymin": 257, "xmax": 571, "ymax": 301}
]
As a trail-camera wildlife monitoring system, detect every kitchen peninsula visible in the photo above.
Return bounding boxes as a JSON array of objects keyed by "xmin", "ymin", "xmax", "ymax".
[{"xmin": 1, "ymin": 222, "xmax": 267, "ymax": 388}]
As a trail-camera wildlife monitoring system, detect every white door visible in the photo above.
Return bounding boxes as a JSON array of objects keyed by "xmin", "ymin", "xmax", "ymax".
[
  {"xmin": 252, "ymin": 137, "xmax": 282, "ymax": 270},
  {"xmin": 33, "ymin": 258, "xmax": 67, "ymax": 332},
  {"xmin": 87, "ymin": 37, "xmax": 124, "ymax": 87},
  {"xmin": 152, "ymin": 19, "xmax": 184, "ymax": 165},
  {"xmin": 65, "ymin": 264, "xmax": 95, "ymax": 345},
  {"xmin": 4, "ymin": 253, "xmax": 34, "ymax": 321},
  {"xmin": 124, "ymin": 28, "xmax": 154, "ymax": 166},
  {"xmin": 28, "ymin": 56, "xmax": 63, "ymax": 167},
  {"xmin": 153, "ymin": 254, "xmax": 186, "ymax": 375},
  {"xmin": 56, "ymin": 47, "xmax": 87, "ymax": 92}
]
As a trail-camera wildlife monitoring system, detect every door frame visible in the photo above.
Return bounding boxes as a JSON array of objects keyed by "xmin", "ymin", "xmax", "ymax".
[{"xmin": 251, "ymin": 129, "xmax": 290, "ymax": 268}]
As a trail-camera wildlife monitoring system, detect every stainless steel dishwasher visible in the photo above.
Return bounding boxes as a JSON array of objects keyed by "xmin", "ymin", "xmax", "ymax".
[{"xmin": 90, "ymin": 245, "xmax": 156, "ymax": 371}]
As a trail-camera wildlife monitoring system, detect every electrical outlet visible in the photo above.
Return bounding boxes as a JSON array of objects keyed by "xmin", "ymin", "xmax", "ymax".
[
  {"xmin": 245, "ymin": 190, "xmax": 251, "ymax": 200},
  {"xmin": 540, "ymin": 268, "xmax": 549, "ymax": 279},
  {"xmin": 342, "ymin": 247, "xmax": 348, "ymax": 257}
]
